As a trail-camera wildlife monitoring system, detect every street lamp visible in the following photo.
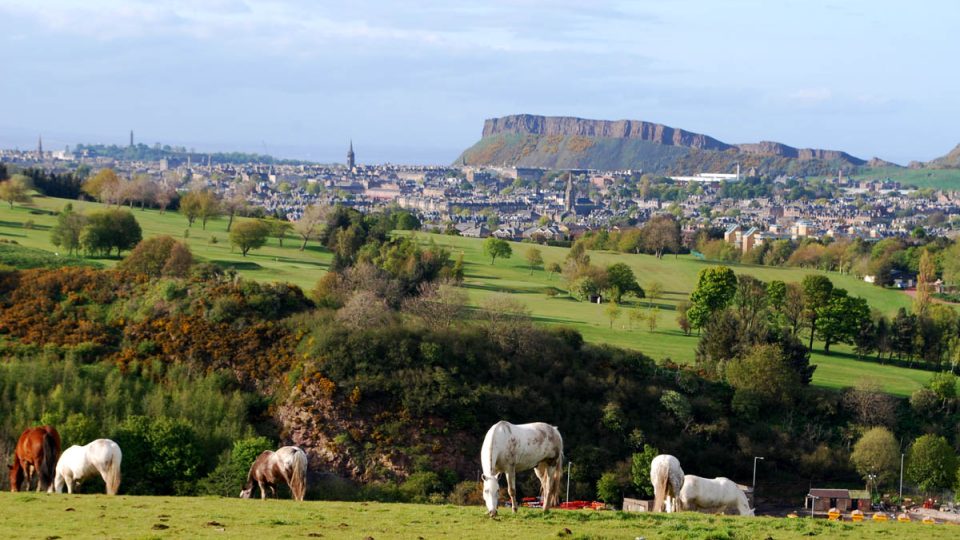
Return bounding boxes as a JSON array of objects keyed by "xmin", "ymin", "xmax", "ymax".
[
  {"xmin": 899, "ymin": 453, "xmax": 905, "ymax": 503},
  {"xmin": 752, "ymin": 456, "xmax": 765, "ymax": 489}
]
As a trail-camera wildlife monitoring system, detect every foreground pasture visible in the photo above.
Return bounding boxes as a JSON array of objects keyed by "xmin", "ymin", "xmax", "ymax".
[{"xmin": 0, "ymin": 493, "xmax": 956, "ymax": 540}]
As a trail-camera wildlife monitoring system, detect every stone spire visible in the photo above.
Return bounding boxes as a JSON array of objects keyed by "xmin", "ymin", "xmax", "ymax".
[{"xmin": 347, "ymin": 140, "xmax": 355, "ymax": 170}]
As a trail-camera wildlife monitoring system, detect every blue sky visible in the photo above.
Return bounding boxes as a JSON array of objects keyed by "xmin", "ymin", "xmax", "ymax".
[{"xmin": 1, "ymin": 0, "xmax": 957, "ymax": 164}]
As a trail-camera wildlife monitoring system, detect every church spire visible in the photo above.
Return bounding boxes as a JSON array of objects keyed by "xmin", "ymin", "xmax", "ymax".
[
  {"xmin": 347, "ymin": 139, "xmax": 356, "ymax": 170},
  {"xmin": 37, "ymin": 135, "xmax": 43, "ymax": 159}
]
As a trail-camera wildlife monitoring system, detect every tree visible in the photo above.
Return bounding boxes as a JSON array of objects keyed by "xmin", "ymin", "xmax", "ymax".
[
  {"xmin": 801, "ymin": 274, "xmax": 834, "ymax": 350},
  {"xmin": 179, "ymin": 190, "xmax": 202, "ymax": 227},
  {"xmin": 0, "ymin": 173, "xmax": 32, "ymax": 208},
  {"xmin": 646, "ymin": 307, "xmax": 659, "ymax": 332},
  {"xmin": 154, "ymin": 178, "xmax": 178, "ymax": 214},
  {"xmin": 942, "ymin": 241, "xmax": 960, "ymax": 288},
  {"xmin": 913, "ymin": 249, "xmax": 936, "ymax": 317},
  {"xmin": 229, "ymin": 220, "xmax": 270, "ymax": 257},
  {"xmin": 725, "ymin": 343, "xmax": 801, "ymax": 410},
  {"xmin": 265, "ymin": 218, "xmax": 293, "ymax": 248},
  {"xmin": 82, "ymin": 168, "xmax": 120, "ymax": 203},
  {"xmin": 119, "ymin": 236, "xmax": 193, "ymax": 277},
  {"xmin": 524, "ymin": 247, "xmax": 544, "ymax": 274},
  {"xmin": 81, "ymin": 209, "xmax": 142, "ymax": 257},
  {"xmin": 688, "ymin": 266, "xmax": 738, "ymax": 330},
  {"xmin": 49, "ymin": 204, "xmax": 86, "ymax": 255},
  {"xmin": 196, "ymin": 190, "xmax": 222, "ymax": 230},
  {"xmin": 605, "ymin": 263, "xmax": 644, "ymax": 303},
  {"xmin": 676, "ymin": 301, "xmax": 692, "ymax": 335},
  {"xmin": 851, "ymin": 427, "xmax": 900, "ymax": 490},
  {"xmin": 843, "ymin": 380, "xmax": 897, "ymax": 428},
  {"xmin": 605, "ymin": 302, "xmax": 622, "ymax": 329},
  {"xmin": 646, "ymin": 281, "xmax": 663, "ymax": 308},
  {"xmin": 630, "ymin": 444, "xmax": 660, "ymax": 497},
  {"xmin": 906, "ymin": 434, "xmax": 958, "ymax": 494},
  {"xmin": 483, "ymin": 237, "xmax": 512, "ymax": 265},
  {"xmin": 547, "ymin": 261, "xmax": 562, "ymax": 280},
  {"xmin": 642, "ymin": 214, "xmax": 680, "ymax": 258},
  {"xmin": 295, "ymin": 204, "xmax": 328, "ymax": 251},
  {"xmin": 815, "ymin": 290, "xmax": 869, "ymax": 353},
  {"xmin": 223, "ymin": 182, "xmax": 253, "ymax": 232}
]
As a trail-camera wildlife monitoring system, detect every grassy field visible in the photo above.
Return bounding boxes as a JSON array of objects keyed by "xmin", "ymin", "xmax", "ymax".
[
  {"xmin": 853, "ymin": 166, "xmax": 960, "ymax": 190},
  {"xmin": 0, "ymin": 195, "xmax": 935, "ymax": 396},
  {"xmin": 1, "ymin": 492, "xmax": 957, "ymax": 540}
]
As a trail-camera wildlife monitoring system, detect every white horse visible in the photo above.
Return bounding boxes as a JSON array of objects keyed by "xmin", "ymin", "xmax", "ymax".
[
  {"xmin": 650, "ymin": 454, "xmax": 684, "ymax": 512},
  {"xmin": 677, "ymin": 475, "xmax": 754, "ymax": 516},
  {"xmin": 240, "ymin": 446, "xmax": 308, "ymax": 501},
  {"xmin": 54, "ymin": 439, "xmax": 122, "ymax": 495},
  {"xmin": 480, "ymin": 421, "xmax": 563, "ymax": 517}
]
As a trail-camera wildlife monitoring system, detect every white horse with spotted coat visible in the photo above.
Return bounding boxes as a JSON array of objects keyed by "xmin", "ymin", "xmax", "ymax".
[
  {"xmin": 650, "ymin": 454, "xmax": 684, "ymax": 512},
  {"xmin": 480, "ymin": 421, "xmax": 563, "ymax": 517}
]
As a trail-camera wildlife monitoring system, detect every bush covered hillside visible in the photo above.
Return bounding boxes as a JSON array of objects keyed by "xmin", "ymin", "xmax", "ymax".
[{"xmin": 1, "ymin": 207, "xmax": 959, "ymax": 504}]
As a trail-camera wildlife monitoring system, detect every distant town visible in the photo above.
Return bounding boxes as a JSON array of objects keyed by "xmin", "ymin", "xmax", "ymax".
[{"xmin": 3, "ymin": 135, "xmax": 959, "ymax": 258}]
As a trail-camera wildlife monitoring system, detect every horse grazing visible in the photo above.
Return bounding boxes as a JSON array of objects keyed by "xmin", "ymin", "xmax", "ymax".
[
  {"xmin": 650, "ymin": 454, "xmax": 684, "ymax": 512},
  {"xmin": 240, "ymin": 446, "xmax": 308, "ymax": 501},
  {"xmin": 677, "ymin": 475, "xmax": 754, "ymax": 516},
  {"xmin": 54, "ymin": 439, "xmax": 122, "ymax": 495},
  {"xmin": 9, "ymin": 425, "xmax": 61, "ymax": 492},
  {"xmin": 480, "ymin": 421, "xmax": 564, "ymax": 517}
]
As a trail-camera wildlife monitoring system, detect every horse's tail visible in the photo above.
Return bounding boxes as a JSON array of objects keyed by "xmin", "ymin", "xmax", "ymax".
[
  {"xmin": 289, "ymin": 448, "xmax": 307, "ymax": 501},
  {"xmin": 39, "ymin": 433, "xmax": 57, "ymax": 491},
  {"xmin": 653, "ymin": 460, "xmax": 669, "ymax": 512},
  {"xmin": 105, "ymin": 443, "xmax": 122, "ymax": 495},
  {"xmin": 550, "ymin": 448, "xmax": 564, "ymax": 507}
]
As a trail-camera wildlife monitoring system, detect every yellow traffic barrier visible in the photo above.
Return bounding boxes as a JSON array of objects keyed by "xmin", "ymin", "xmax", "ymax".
[
  {"xmin": 897, "ymin": 513, "xmax": 910, "ymax": 523},
  {"xmin": 850, "ymin": 509, "xmax": 864, "ymax": 522},
  {"xmin": 922, "ymin": 516, "xmax": 936, "ymax": 525},
  {"xmin": 872, "ymin": 512, "xmax": 889, "ymax": 522}
]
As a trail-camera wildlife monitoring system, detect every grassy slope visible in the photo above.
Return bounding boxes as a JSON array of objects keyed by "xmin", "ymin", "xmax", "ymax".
[
  {"xmin": 0, "ymin": 196, "xmax": 931, "ymax": 396},
  {"xmin": 1, "ymin": 493, "xmax": 955, "ymax": 540},
  {"xmin": 854, "ymin": 167, "xmax": 960, "ymax": 190}
]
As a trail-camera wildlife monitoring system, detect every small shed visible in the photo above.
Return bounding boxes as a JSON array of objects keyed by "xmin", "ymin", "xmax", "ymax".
[
  {"xmin": 847, "ymin": 490, "xmax": 871, "ymax": 511},
  {"xmin": 807, "ymin": 488, "xmax": 869, "ymax": 512}
]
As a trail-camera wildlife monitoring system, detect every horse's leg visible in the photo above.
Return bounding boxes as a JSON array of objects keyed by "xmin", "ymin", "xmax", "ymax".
[
  {"xmin": 535, "ymin": 463, "xmax": 550, "ymax": 510},
  {"xmin": 505, "ymin": 468, "xmax": 518, "ymax": 513},
  {"xmin": 258, "ymin": 480, "xmax": 267, "ymax": 500}
]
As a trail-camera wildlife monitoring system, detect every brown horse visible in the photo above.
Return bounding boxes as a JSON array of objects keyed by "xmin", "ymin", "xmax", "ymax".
[
  {"xmin": 9, "ymin": 425, "xmax": 61, "ymax": 492},
  {"xmin": 239, "ymin": 446, "xmax": 307, "ymax": 501}
]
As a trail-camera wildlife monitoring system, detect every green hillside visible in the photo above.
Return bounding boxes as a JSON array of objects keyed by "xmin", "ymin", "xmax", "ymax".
[
  {"xmin": 855, "ymin": 166, "xmax": 960, "ymax": 190},
  {"xmin": 0, "ymin": 195, "xmax": 930, "ymax": 395}
]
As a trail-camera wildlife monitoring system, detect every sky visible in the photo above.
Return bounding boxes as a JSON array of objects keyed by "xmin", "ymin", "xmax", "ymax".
[{"xmin": 0, "ymin": 0, "xmax": 958, "ymax": 165}]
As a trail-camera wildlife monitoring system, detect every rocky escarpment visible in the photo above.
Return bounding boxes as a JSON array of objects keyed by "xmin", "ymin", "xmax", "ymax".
[
  {"xmin": 460, "ymin": 114, "xmax": 870, "ymax": 173},
  {"xmin": 482, "ymin": 114, "xmax": 733, "ymax": 151},
  {"xmin": 925, "ymin": 143, "xmax": 960, "ymax": 168}
]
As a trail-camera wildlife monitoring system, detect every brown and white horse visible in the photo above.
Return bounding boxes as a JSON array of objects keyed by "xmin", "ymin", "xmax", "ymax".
[
  {"xmin": 9, "ymin": 425, "xmax": 61, "ymax": 492},
  {"xmin": 240, "ymin": 446, "xmax": 308, "ymax": 501}
]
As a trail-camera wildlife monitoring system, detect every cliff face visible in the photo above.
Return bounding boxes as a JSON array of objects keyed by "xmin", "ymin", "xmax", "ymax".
[
  {"xmin": 462, "ymin": 114, "xmax": 868, "ymax": 173},
  {"xmin": 482, "ymin": 114, "xmax": 733, "ymax": 151},
  {"xmin": 927, "ymin": 143, "xmax": 960, "ymax": 168}
]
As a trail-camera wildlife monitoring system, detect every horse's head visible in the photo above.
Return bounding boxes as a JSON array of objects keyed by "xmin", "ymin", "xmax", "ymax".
[
  {"xmin": 481, "ymin": 473, "xmax": 500, "ymax": 517},
  {"xmin": 239, "ymin": 487, "xmax": 253, "ymax": 499},
  {"xmin": 8, "ymin": 463, "xmax": 21, "ymax": 492}
]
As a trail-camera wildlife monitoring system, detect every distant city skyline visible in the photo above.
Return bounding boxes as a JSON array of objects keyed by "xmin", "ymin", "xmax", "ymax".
[{"xmin": 1, "ymin": 0, "xmax": 958, "ymax": 165}]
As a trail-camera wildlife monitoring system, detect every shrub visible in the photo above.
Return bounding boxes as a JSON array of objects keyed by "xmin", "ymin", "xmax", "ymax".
[
  {"xmin": 399, "ymin": 471, "xmax": 444, "ymax": 502},
  {"xmin": 448, "ymin": 480, "xmax": 483, "ymax": 505}
]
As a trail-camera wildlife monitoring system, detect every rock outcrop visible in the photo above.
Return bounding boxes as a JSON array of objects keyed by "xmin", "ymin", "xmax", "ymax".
[
  {"xmin": 925, "ymin": 143, "xmax": 960, "ymax": 168},
  {"xmin": 460, "ymin": 114, "xmax": 870, "ymax": 174}
]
